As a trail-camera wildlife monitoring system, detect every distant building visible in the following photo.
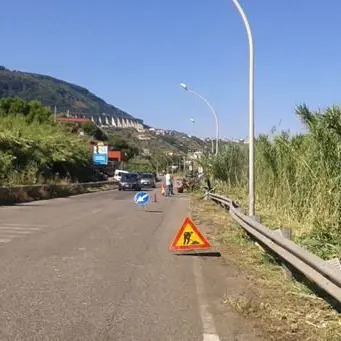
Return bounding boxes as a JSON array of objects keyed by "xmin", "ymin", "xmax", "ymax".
[
  {"xmin": 89, "ymin": 140, "xmax": 126, "ymax": 162},
  {"xmin": 64, "ymin": 112, "xmax": 144, "ymax": 131},
  {"xmin": 56, "ymin": 117, "xmax": 90, "ymax": 123},
  {"xmin": 155, "ymin": 129, "xmax": 166, "ymax": 135},
  {"xmin": 189, "ymin": 151, "xmax": 203, "ymax": 160},
  {"xmin": 137, "ymin": 135, "xmax": 151, "ymax": 140}
]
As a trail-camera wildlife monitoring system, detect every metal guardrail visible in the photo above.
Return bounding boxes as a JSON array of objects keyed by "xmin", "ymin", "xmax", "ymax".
[
  {"xmin": 207, "ymin": 192, "xmax": 341, "ymax": 304},
  {"xmin": 0, "ymin": 181, "xmax": 116, "ymax": 203}
]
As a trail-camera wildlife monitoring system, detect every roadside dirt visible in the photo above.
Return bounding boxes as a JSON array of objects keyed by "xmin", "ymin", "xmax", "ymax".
[{"xmin": 190, "ymin": 194, "xmax": 341, "ymax": 341}]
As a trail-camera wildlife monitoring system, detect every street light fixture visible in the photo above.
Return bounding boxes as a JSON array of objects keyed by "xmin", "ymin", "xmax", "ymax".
[
  {"xmin": 179, "ymin": 82, "xmax": 219, "ymax": 155},
  {"xmin": 232, "ymin": 0, "xmax": 255, "ymax": 217},
  {"xmin": 180, "ymin": 83, "xmax": 187, "ymax": 90}
]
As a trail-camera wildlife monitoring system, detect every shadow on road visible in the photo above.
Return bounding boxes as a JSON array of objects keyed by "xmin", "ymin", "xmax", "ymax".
[{"xmin": 175, "ymin": 252, "xmax": 221, "ymax": 258}]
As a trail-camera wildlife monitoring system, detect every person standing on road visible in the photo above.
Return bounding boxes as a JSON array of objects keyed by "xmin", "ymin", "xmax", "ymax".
[
  {"xmin": 165, "ymin": 172, "xmax": 171, "ymax": 197},
  {"xmin": 170, "ymin": 174, "xmax": 174, "ymax": 195}
]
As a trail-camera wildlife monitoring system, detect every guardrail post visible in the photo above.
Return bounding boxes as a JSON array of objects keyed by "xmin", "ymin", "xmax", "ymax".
[
  {"xmin": 204, "ymin": 190, "xmax": 209, "ymax": 201},
  {"xmin": 326, "ymin": 258, "xmax": 341, "ymax": 279},
  {"xmin": 250, "ymin": 215, "xmax": 261, "ymax": 223},
  {"xmin": 280, "ymin": 227, "xmax": 293, "ymax": 280}
]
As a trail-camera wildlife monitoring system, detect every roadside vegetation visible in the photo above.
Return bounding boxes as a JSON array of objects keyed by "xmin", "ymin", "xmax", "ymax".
[
  {"xmin": 0, "ymin": 98, "xmax": 196, "ymax": 186},
  {"xmin": 191, "ymin": 196, "xmax": 341, "ymax": 341},
  {"xmin": 0, "ymin": 98, "xmax": 93, "ymax": 186},
  {"xmin": 124, "ymin": 152, "xmax": 183, "ymax": 173},
  {"xmin": 202, "ymin": 104, "xmax": 341, "ymax": 259}
]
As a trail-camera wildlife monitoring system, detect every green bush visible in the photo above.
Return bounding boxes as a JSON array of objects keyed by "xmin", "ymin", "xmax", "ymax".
[
  {"xmin": 206, "ymin": 104, "xmax": 341, "ymax": 258},
  {"xmin": 0, "ymin": 98, "xmax": 92, "ymax": 185},
  {"xmin": 81, "ymin": 121, "xmax": 107, "ymax": 141},
  {"xmin": 107, "ymin": 133, "xmax": 139, "ymax": 160}
]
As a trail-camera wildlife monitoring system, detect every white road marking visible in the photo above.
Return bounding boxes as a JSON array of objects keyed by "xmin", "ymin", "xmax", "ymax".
[
  {"xmin": 0, "ymin": 224, "xmax": 43, "ymax": 245},
  {"xmin": 0, "ymin": 223, "xmax": 47, "ymax": 227},
  {"xmin": 0, "ymin": 231, "xmax": 35, "ymax": 235},
  {"xmin": 0, "ymin": 226, "xmax": 40, "ymax": 230},
  {"xmin": 0, "ymin": 206, "xmax": 103, "ymax": 246},
  {"xmin": 0, "ymin": 235, "xmax": 28, "ymax": 239},
  {"xmin": 193, "ymin": 258, "xmax": 221, "ymax": 341}
]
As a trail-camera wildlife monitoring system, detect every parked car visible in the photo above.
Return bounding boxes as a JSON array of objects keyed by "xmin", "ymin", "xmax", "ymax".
[
  {"xmin": 114, "ymin": 169, "xmax": 129, "ymax": 183},
  {"xmin": 118, "ymin": 172, "xmax": 141, "ymax": 191},
  {"xmin": 139, "ymin": 173, "xmax": 156, "ymax": 188}
]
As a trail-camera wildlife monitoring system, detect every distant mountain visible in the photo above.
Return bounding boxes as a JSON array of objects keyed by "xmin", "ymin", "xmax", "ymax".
[{"xmin": 0, "ymin": 66, "xmax": 134, "ymax": 119}]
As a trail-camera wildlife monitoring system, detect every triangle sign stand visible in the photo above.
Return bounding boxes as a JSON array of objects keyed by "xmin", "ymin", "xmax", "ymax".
[{"xmin": 169, "ymin": 216, "xmax": 211, "ymax": 251}]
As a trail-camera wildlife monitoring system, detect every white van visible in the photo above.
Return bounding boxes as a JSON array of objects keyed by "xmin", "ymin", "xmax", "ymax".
[{"xmin": 114, "ymin": 169, "xmax": 129, "ymax": 182}]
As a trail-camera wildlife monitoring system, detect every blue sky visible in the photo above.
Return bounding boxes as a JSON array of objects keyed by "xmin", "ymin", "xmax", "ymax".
[{"xmin": 2, "ymin": 1, "xmax": 341, "ymax": 139}]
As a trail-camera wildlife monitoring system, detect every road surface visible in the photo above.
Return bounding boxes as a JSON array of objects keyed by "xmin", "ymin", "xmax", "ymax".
[{"xmin": 0, "ymin": 189, "xmax": 265, "ymax": 341}]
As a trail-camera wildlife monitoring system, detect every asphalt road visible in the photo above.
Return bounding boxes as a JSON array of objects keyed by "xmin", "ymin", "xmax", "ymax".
[{"xmin": 0, "ymin": 188, "xmax": 266, "ymax": 341}]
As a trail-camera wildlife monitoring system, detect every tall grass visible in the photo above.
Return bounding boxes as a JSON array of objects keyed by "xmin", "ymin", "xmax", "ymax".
[{"xmin": 206, "ymin": 105, "xmax": 341, "ymax": 258}]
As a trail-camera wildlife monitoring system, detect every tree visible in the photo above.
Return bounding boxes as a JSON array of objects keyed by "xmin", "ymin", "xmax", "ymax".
[
  {"xmin": 107, "ymin": 134, "xmax": 139, "ymax": 161},
  {"xmin": 0, "ymin": 98, "xmax": 51, "ymax": 123},
  {"xmin": 26, "ymin": 100, "xmax": 51, "ymax": 123},
  {"xmin": 81, "ymin": 121, "xmax": 107, "ymax": 141},
  {"xmin": 82, "ymin": 121, "xmax": 98, "ymax": 137}
]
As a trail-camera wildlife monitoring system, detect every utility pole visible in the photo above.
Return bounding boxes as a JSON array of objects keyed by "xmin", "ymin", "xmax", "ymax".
[{"xmin": 54, "ymin": 106, "xmax": 57, "ymax": 122}]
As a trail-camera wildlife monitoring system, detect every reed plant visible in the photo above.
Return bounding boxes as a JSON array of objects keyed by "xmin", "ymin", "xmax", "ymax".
[{"xmin": 204, "ymin": 104, "xmax": 341, "ymax": 258}]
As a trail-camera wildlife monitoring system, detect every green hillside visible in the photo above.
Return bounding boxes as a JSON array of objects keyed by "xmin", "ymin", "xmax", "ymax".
[
  {"xmin": 103, "ymin": 127, "xmax": 209, "ymax": 155},
  {"xmin": 0, "ymin": 66, "xmax": 133, "ymax": 118}
]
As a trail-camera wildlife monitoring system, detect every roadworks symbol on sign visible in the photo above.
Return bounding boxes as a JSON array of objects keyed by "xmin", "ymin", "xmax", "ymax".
[{"xmin": 169, "ymin": 217, "xmax": 211, "ymax": 251}]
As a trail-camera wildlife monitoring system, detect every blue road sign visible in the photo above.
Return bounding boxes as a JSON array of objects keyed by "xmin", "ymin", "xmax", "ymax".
[
  {"xmin": 92, "ymin": 144, "xmax": 108, "ymax": 165},
  {"xmin": 134, "ymin": 191, "xmax": 151, "ymax": 206}
]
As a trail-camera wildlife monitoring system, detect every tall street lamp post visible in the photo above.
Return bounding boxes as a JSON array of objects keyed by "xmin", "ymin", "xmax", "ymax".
[{"xmin": 232, "ymin": 0, "xmax": 255, "ymax": 216}]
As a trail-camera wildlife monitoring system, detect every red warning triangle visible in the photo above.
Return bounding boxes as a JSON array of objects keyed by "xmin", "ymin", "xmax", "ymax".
[{"xmin": 169, "ymin": 217, "xmax": 211, "ymax": 251}]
